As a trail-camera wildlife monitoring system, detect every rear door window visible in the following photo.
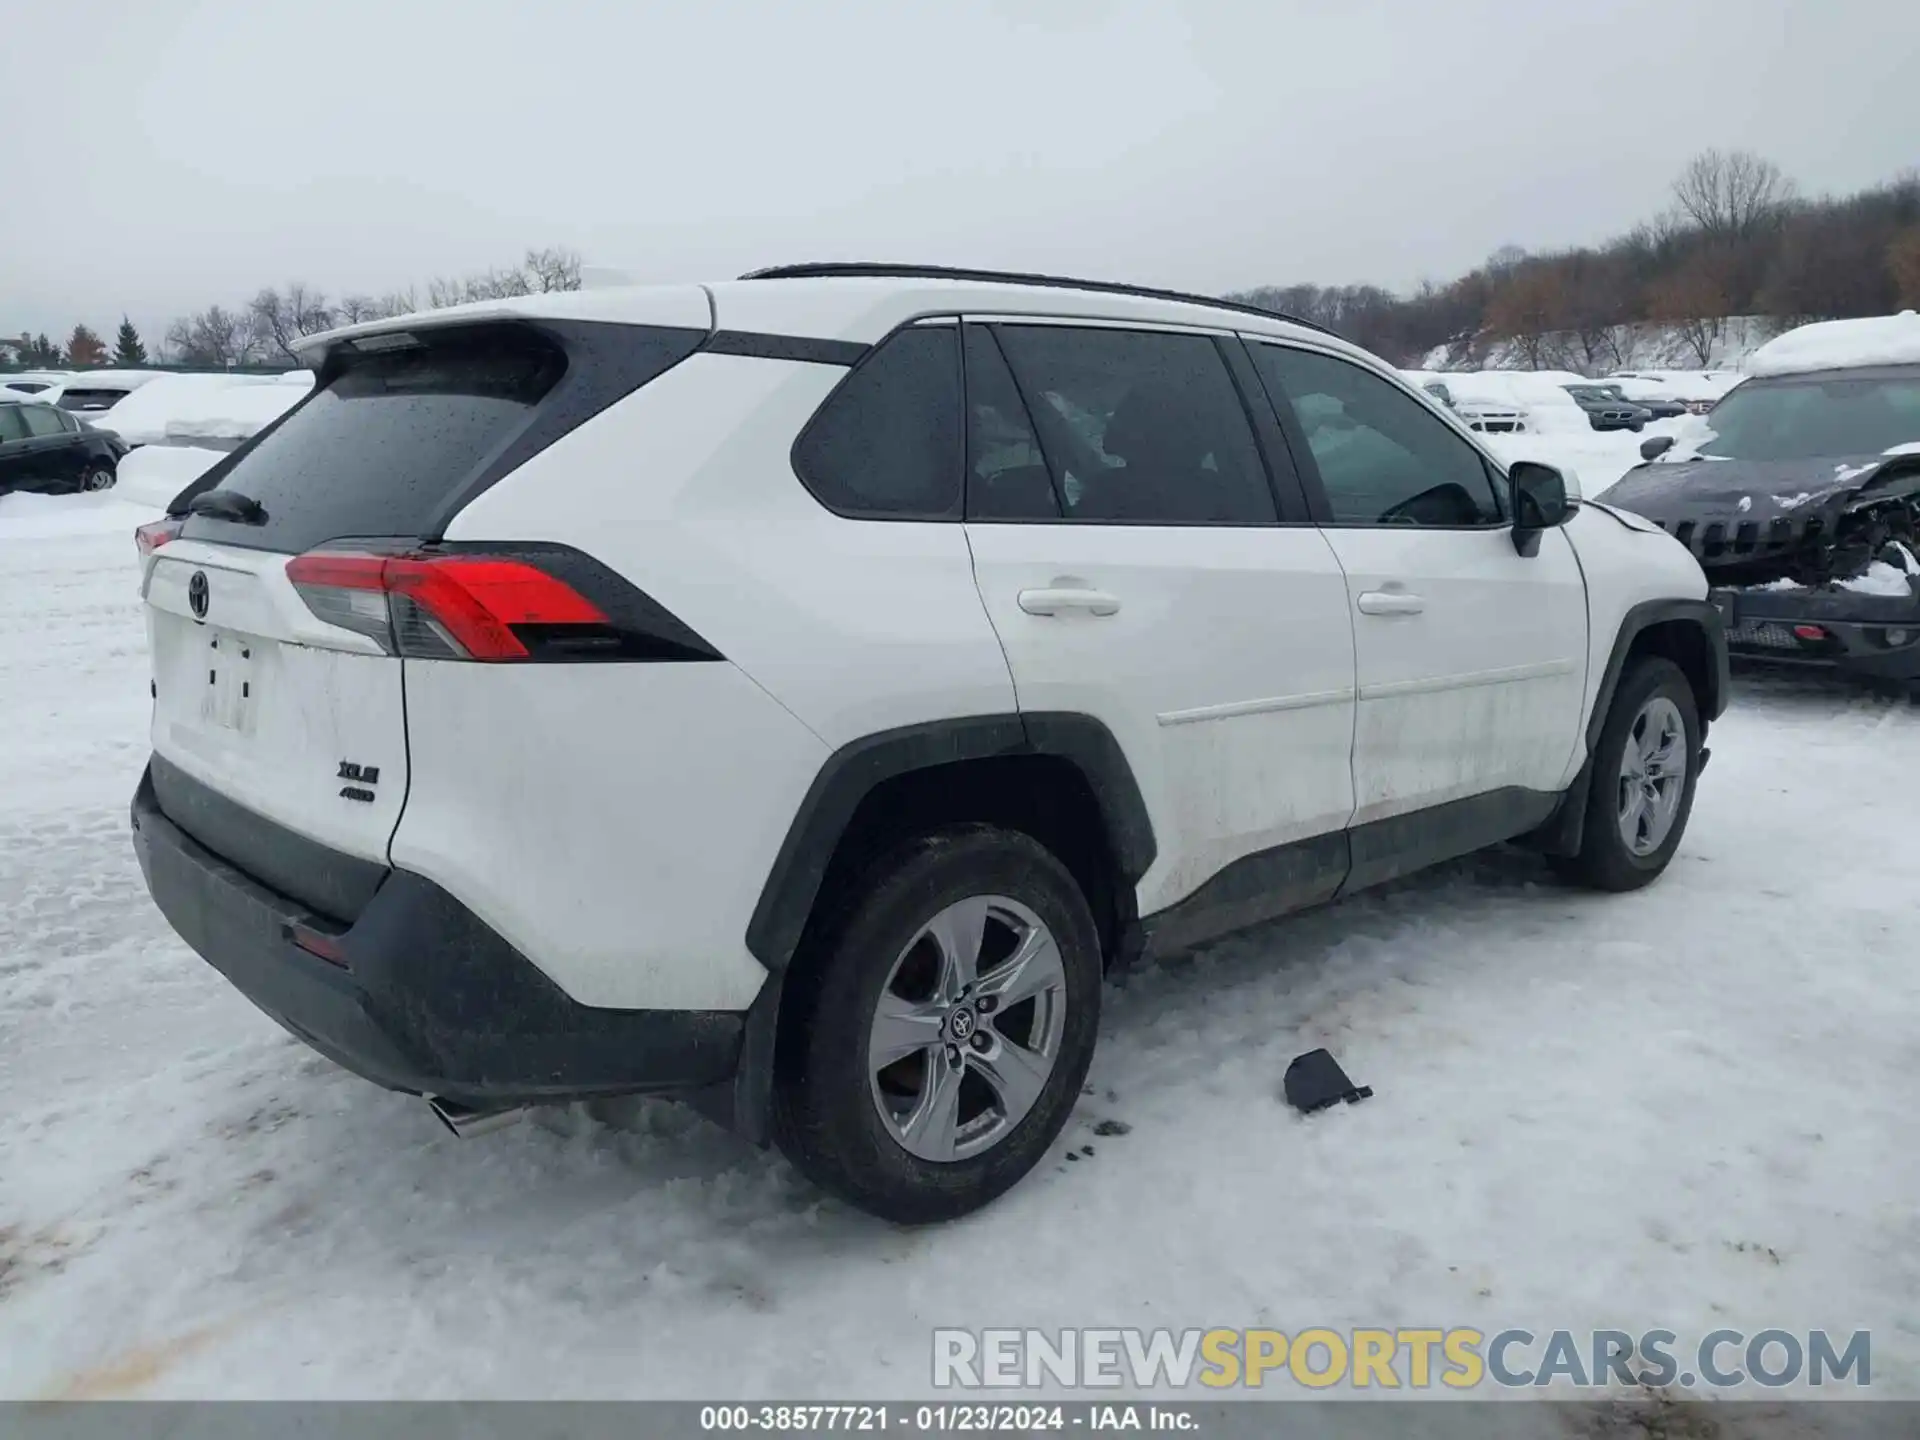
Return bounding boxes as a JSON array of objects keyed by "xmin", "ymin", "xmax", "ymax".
[
  {"xmin": 0, "ymin": 407, "xmax": 31, "ymax": 442},
  {"xmin": 963, "ymin": 326, "xmax": 1059, "ymax": 520},
  {"xmin": 792, "ymin": 325, "xmax": 963, "ymax": 519},
  {"xmin": 989, "ymin": 325, "xmax": 1277, "ymax": 524},
  {"xmin": 19, "ymin": 405, "xmax": 68, "ymax": 438}
]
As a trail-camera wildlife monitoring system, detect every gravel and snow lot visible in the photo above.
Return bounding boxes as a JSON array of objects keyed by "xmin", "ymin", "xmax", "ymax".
[{"xmin": 1, "ymin": 490, "xmax": 1916, "ymax": 1402}]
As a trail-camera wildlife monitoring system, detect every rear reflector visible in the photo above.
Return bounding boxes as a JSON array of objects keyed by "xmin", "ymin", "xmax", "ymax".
[
  {"xmin": 287, "ymin": 922, "xmax": 349, "ymax": 968},
  {"xmin": 1792, "ymin": 624, "xmax": 1828, "ymax": 641},
  {"xmin": 135, "ymin": 518, "xmax": 183, "ymax": 560},
  {"xmin": 285, "ymin": 550, "xmax": 609, "ymax": 660}
]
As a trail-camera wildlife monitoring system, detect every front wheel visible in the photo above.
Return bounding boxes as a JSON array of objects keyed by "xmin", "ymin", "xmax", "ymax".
[
  {"xmin": 771, "ymin": 825, "xmax": 1102, "ymax": 1224},
  {"xmin": 80, "ymin": 464, "xmax": 115, "ymax": 492},
  {"xmin": 1556, "ymin": 656, "xmax": 1701, "ymax": 892}
]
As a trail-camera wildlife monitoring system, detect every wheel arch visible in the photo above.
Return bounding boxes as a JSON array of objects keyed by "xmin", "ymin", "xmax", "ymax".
[
  {"xmin": 743, "ymin": 712, "xmax": 1155, "ymax": 978},
  {"xmin": 1587, "ymin": 598, "xmax": 1729, "ymax": 750},
  {"xmin": 1531, "ymin": 597, "xmax": 1728, "ymax": 858}
]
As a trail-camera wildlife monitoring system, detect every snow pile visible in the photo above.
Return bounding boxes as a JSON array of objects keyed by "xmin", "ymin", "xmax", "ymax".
[
  {"xmin": 94, "ymin": 372, "xmax": 310, "ymax": 448},
  {"xmin": 1838, "ymin": 562, "xmax": 1920, "ymax": 597},
  {"xmin": 113, "ymin": 445, "xmax": 228, "ymax": 509},
  {"xmin": 0, "ymin": 490, "xmax": 158, "ymax": 537},
  {"xmin": 1746, "ymin": 311, "xmax": 1920, "ymax": 378}
]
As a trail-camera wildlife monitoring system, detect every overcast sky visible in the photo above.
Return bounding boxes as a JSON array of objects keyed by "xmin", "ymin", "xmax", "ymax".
[{"xmin": 4, "ymin": 0, "xmax": 1915, "ymax": 344}]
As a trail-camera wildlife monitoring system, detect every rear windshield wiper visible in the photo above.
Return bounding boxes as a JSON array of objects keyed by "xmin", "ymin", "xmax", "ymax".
[{"xmin": 186, "ymin": 489, "xmax": 269, "ymax": 525}]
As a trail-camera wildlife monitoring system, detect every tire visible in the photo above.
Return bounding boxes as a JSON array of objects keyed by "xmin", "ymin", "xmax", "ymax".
[
  {"xmin": 80, "ymin": 463, "xmax": 115, "ymax": 492},
  {"xmin": 1557, "ymin": 656, "xmax": 1701, "ymax": 892},
  {"xmin": 771, "ymin": 824, "xmax": 1101, "ymax": 1224}
]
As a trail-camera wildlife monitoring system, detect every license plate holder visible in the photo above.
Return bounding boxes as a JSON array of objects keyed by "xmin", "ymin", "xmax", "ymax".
[{"xmin": 198, "ymin": 628, "xmax": 261, "ymax": 735}]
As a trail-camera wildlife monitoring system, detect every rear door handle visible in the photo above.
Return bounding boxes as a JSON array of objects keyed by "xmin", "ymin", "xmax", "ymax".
[
  {"xmin": 1018, "ymin": 587, "xmax": 1122, "ymax": 617},
  {"xmin": 1357, "ymin": 590, "xmax": 1426, "ymax": 616}
]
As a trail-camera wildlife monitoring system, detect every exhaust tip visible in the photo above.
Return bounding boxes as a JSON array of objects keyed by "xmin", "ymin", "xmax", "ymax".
[{"xmin": 427, "ymin": 1096, "xmax": 527, "ymax": 1139}]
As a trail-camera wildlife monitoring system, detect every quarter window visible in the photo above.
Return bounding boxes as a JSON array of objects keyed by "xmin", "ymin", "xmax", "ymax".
[
  {"xmin": 1251, "ymin": 344, "xmax": 1504, "ymax": 526},
  {"xmin": 792, "ymin": 326, "xmax": 963, "ymax": 519}
]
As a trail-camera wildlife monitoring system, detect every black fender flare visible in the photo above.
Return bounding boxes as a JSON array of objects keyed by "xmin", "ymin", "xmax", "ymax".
[
  {"xmin": 1532, "ymin": 596, "xmax": 1729, "ymax": 856},
  {"xmin": 743, "ymin": 712, "xmax": 1156, "ymax": 974},
  {"xmin": 1587, "ymin": 597, "xmax": 1729, "ymax": 749}
]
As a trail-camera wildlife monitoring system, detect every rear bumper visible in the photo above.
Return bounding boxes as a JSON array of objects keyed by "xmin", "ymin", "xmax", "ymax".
[
  {"xmin": 130, "ymin": 764, "xmax": 746, "ymax": 1108},
  {"xmin": 1711, "ymin": 584, "xmax": 1920, "ymax": 683}
]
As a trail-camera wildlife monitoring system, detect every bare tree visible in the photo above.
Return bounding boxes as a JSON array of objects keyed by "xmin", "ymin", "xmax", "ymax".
[
  {"xmin": 1671, "ymin": 150, "xmax": 1796, "ymax": 241},
  {"xmin": 423, "ymin": 246, "xmax": 582, "ymax": 309},
  {"xmin": 1891, "ymin": 225, "xmax": 1920, "ymax": 309},
  {"xmin": 1647, "ymin": 252, "xmax": 1734, "ymax": 366},
  {"xmin": 522, "ymin": 246, "xmax": 582, "ymax": 293},
  {"xmin": 336, "ymin": 295, "xmax": 384, "ymax": 325},
  {"xmin": 164, "ymin": 305, "xmax": 256, "ymax": 368},
  {"xmin": 1484, "ymin": 265, "xmax": 1571, "ymax": 368},
  {"xmin": 249, "ymin": 283, "xmax": 337, "ymax": 364}
]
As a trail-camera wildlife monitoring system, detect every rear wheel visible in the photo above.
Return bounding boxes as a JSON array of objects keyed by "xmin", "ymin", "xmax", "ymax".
[
  {"xmin": 771, "ymin": 825, "xmax": 1101, "ymax": 1224},
  {"xmin": 80, "ymin": 463, "xmax": 115, "ymax": 491},
  {"xmin": 1557, "ymin": 656, "xmax": 1701, "ymax": 892}
]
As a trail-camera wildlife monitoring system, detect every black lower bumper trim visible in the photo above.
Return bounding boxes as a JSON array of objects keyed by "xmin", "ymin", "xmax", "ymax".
[{"xmin": 130, "ymin": 765, "xmax": 747, "ymax": 1107}]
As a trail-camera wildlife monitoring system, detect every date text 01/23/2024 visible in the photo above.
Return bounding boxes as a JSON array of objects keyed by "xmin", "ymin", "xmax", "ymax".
[{"xmin": 699, "ymin": 1404, "xmax": 1197, "ymax": 1432}]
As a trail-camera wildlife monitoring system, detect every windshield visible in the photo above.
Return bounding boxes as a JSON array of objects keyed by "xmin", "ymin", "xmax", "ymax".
[{"xmin": 1696, "ymin": 371, "xmax": 1920, "ymax": 461}]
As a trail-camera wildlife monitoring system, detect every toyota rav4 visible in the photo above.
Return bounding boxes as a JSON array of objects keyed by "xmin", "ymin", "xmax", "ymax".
[{"xmin": 129, "ymin": 264, "xmax": 1728, "ymax": 1223}]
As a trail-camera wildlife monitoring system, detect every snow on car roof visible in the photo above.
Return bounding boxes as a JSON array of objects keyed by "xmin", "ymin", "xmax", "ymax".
[{"xmin": 1746, "ymin": 311, "xmax": 1920, "ymax": 378}]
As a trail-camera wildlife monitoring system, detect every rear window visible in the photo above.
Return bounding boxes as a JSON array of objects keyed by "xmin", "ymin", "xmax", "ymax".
[
  {"xmin": 179, "ymin": 322, "xmax": 706, "ymax": 552},
  {"xmin": 57, "ymin": 388, "xmax": 132, "ymax": 412}
]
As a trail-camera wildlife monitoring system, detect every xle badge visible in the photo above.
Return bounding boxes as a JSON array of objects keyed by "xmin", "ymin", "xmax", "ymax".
[{"xmin": 338, "ymin": 760, "xmax": 381, "ymax": 804}]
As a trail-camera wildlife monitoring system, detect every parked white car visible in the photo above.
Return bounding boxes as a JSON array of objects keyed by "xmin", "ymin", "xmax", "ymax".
[
  {"xmin": 37, "ymin": 368, "xmax": 164, "ymax": 415},
  {"xmin": 129, "ymin": 264, "xmax": 1728, "ymax": 1222}
]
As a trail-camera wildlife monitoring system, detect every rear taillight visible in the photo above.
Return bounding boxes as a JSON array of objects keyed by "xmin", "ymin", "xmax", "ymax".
[
  {"xmin": 135, "ymin": 518, "xmax": 183, "ymax": 560},
  {"xmin": 285, "ymin": 550, "xmax": 611, "ymax": 661}
]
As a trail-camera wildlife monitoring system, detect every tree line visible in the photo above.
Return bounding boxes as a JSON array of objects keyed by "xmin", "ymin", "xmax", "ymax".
[
  {"xmin": 1230, "ymin": 150, "xmax": 1920, "ymax": 370},
  {"xmin": 7, "ymin": 246, "xmax": 583, "ymax": 372}
]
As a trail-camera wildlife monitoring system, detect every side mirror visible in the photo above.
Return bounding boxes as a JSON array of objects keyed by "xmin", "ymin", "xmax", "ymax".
[
  {"xmin": 1509, "ymin": 461, "xmax": 1574, "ymax": 557},
  {"xmin": 1639, "ymin": 434, "xmax": 1675, "ymax": 462}
]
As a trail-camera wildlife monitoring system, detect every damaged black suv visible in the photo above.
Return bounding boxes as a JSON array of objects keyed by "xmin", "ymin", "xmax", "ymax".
[{"xmin": 1606, "ymin": 340, "xmax": 1920, "ymax": 698}]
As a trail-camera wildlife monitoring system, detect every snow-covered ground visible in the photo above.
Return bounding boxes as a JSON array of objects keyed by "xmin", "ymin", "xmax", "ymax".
[{"xmin": 2, "ymin": 490, "xmax": 1917, "ymax": 1404}]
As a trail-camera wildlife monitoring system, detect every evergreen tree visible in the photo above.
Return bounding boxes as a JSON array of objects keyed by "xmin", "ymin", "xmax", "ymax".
[
  {"xmin": 112, "ymin": 316, "xmax": 150, "ymax": 366},
  {"xmin": 67, "ymin": 324, "xmax": 108, "ymax": 369},
  {"xmin": 22, "ymin": 333, "xmax": 64, "ymax": 366}
]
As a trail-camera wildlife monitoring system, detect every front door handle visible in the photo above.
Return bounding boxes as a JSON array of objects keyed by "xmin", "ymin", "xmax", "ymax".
[
  {"xmin": 1357, "ymin": 590, "xmax": 1426, "ymax": 616},
  {"xmin": 1018, "ymin": 587, "xmax": 1122, "ymax": 617}
]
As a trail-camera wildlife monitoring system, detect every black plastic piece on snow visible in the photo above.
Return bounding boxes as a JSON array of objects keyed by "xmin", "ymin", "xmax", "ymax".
[{"xmin": 1285, "ymin": 1048, "xmax": 1374, "ymax": 1114}]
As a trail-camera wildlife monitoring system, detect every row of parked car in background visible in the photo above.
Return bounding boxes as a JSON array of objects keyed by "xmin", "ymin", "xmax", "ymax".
[
  {"xmin": 1402, "ymin": 366, "xmax": 1739, "ymax": 435},
  {"xmin": 1, "ymin": 367, "xmax": 313, "ymax": 497}
]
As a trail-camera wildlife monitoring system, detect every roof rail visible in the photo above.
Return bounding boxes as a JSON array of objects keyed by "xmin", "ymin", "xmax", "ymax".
[{"xmin": 737, "ymin": 262, "xmax": 1339, "ymax": 338}]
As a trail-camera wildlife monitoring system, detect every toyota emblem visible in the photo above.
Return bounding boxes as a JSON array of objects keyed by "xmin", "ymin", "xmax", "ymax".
[{"xmin": 188, "ymin": 570, "xmax": 210, "ymax": 620}]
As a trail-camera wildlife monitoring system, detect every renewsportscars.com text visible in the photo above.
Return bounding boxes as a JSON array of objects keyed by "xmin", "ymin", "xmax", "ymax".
[{"xmin": 932, "ymin": 1327, "xmax": 1871, "ymax": 1391}]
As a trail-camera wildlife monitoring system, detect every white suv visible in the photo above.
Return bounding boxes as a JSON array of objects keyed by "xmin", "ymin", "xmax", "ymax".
[{"xmin": 129, "ymin": 264, "xmax": 1728, "ymax": 1223}]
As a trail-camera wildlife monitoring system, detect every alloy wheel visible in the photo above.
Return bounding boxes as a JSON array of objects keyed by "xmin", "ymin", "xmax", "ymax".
[
  {"xmin": 1617, "ymin": 694, "xmax": 1687, "ymax": 857},
  {"xmin": 867, "ymin": 895, "xmax": 1068, "ymax": 1163}
]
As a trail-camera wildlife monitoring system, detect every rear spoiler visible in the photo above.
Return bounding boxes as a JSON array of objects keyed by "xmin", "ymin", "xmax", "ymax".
[{"xmin": 292, "ymin": 283, "xmax": 715, "ymax": 369}]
